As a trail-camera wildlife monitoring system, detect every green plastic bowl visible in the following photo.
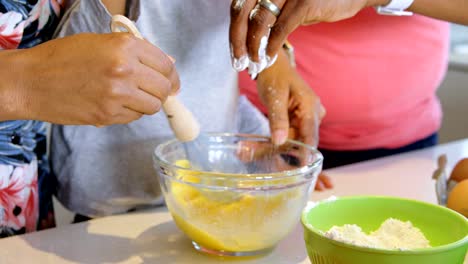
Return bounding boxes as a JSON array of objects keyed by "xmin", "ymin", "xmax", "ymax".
[{"xmin": 301, "ymin": 196, "xmax": 468, "ymax": 264}]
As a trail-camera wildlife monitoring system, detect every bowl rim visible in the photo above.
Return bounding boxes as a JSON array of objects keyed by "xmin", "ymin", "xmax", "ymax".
[
  {"xmin": 153, "ymin": 133, "xmax": 323, "ymax": 181},
  {"xmin": 301, "ymin": 195, "xmax": 468, "ymax": 255}
]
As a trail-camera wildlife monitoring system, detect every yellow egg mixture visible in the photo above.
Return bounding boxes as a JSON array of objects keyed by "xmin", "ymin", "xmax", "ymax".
[{"xmin": 166, "ymin": 160, "xmax": 305, "ymax": 252}]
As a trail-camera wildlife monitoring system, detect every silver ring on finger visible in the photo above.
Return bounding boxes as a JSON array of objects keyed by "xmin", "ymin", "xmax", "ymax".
[{"xmin": 258, "ymin": 0, "xmax": 281, "ymax": 17}]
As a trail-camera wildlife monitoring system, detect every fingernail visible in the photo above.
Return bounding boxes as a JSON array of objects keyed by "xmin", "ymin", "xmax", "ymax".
[
  {"xmin": 248, "ymin": 60, "xmax": 259, "ymax": 75},
  {"xmin": 259, "ymin": 36, "xmax": 268, "ymax": 56},
  {"xmin": 272, "ymin": 129, "xmax": 288, "ymax": 145},
  {"xmin": 233, "ymin": 0, "xmax": 247, "ymax": 11},
  {"xmin": 168, "ymin": 55, "xmax": 176, "ymax": 63},
  {"xmin": 248, "ymin": 57, "xmax": 268, "ymax": 77},
  {"xmin": 266, "ymin": 54, "xmax": 278, "ymax": 68},
  {"xmin": 172, "ymin": 88, "xmax": 181, "ymax": 96},
  {"xmin": 232, "ymin": 55, "xmax": 249, "ymax": 72},
  {"xmin": 258, "ymin": 56, "xmax": 268, "ymax": 73},
  {"xmin": 249, "ymin": 7, "xmax": 260, "ymax": 21},
  {"xmin": 256, "ymin": 35, "xmax": 269, "ymax": 73},
  {"xmin": 250, "ymin": 72, "xmax": 258, "ymax": 80},
  {"xmin": 248, "ymin": 60, "xmax": 263, "ymax": 79}
]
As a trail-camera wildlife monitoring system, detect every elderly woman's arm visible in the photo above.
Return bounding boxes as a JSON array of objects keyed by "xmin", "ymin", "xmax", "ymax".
[
  {"xmin": 0, "ymin": 31, "xmax": 179, "ymax": 125},
  {"xmin": 409, "ymin": 0, "xmax": 467, "ymax": 25}
]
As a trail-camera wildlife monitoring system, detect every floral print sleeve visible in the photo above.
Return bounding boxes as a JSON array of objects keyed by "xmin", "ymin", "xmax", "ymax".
[
  {"xmin": 0, "ymin": 0, "xmax": 64, "ymax": 237},
  {"xmin": 0, "ymin": 0, "xmax": 63, "ymax": 49}
]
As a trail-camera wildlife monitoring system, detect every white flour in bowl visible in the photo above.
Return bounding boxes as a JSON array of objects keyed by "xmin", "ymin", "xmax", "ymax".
[{"xmin": 324, "ymin": 218, "xmax": 431, "ymax": 250}]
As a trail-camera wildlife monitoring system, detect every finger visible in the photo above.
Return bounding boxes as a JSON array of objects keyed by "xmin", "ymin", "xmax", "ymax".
[
  {"xmin": 247, "ymin": 0, "xmax": 286, "ymax": 75},
  {"xmin": 230, "ymin": 0, "xmax": 257, "ymax": 71},
  {"xmin": 293, "ymin": 91, "xmax": 322, "ymax": 147},
  {"xmin": 319, "ymin": 173, "xmax": 334, "ymax": 189},
  {"xmin": 288, "ymin": 127, "xmax": 297, "ymax": 140},
  {"xmin": 287, "ymin": 126, "xmax": 315, "ymax": 168},
  {"xmin": 263, "ymin": 86, "xmax": 290, "ymax": 145},
  {"xmin": 167, "ymin": 64, "xmax": 181, "ymax": 95},
  {"xmin": 237, "ymin": 140, "xmax": 291, "ymax": 162},
  {"xmin": 97, "ymin": 107, "xmax": 143, "ymax": 126},
  {"xmin": 314, "ymin": 179, "xmax": 325, "ymax": 191},
  {"xmin": 134, "ymin": 64, "xmax": 172, "ymax": 103},
  {"xmin": 123, "ymin": 85, "xmax": 164, "ymax": 116},
  {"xmin": 266, "ymin": 1, "xmax": 303, "ymax": 58},
  {"xmin": 299, "ymin": 107, "xmax": 320, "ymax": 147},
  {"xmin": 134, "ymin": 38, "xmax": 175, "ymax": 78},
  {"xmin": 237, "ymin": 140, "xmax": 256, "ymax": 162},
  {"xmin": 114, "ymin": 108, "xmax": 144, "ymax": 124},
  {"xmin": 237, "ymin": 140, "xmax": 273, "ymax": 162},
  {"xmin": 163, "ymin": 55, "xmax": 181, "ymax": 95}
]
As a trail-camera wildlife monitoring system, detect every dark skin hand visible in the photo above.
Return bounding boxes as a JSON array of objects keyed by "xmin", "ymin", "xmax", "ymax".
[
  {"xmin": 237, "ymin": 135, "xmax": 333, "ymax": 191},
  {"xmin": 287, "ymin": 128, "xmax": 333, "ymax": 191},
  {"xmin": 230, "ymin": 0, "xmax": 377, "ymax": 75},
  {"xmin": 230, "ymin": 0, "xmax": 468, "ymax": 75},
  {"xmin": 254, "ymin": 50, "xmax": 332, "ymax": 191},
  {"xmin": 230, "ymin": 0, "xmax": 468, "ymax": 188},
  {"xmin": 256, "ymin": 51, "xmax": 325, "ymax": 146}
]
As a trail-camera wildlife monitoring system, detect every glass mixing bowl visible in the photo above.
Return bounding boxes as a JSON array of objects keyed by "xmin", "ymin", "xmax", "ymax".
[{"xmin": 153, "ymin": 133, "xmax": 323, "ymax": 257}]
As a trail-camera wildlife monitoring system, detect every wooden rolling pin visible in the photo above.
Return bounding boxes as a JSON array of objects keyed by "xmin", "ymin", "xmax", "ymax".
[{"xmin": 110, "ymin": 15, "xmax": 200, "ymax": 142}]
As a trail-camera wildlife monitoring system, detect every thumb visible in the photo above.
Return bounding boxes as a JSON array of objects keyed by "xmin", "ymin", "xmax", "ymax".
[{"xmin": 264, "ymin": 87, "xmax": 290, "ymax": 145}]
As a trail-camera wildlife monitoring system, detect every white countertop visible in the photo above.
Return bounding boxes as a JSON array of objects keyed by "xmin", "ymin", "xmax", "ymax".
[{"xmin": 1, "ymin": 139, "xmax": 468, "ymax": 264}]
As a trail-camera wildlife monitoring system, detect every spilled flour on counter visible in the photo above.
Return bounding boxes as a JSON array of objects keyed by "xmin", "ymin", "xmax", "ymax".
[{"xmin": 324, "ymin": 218, "xmax": 431, "ymax": 250}]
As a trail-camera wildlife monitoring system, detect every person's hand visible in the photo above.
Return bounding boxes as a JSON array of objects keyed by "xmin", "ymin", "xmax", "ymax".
[
  {"xmin": 256, "ymin": 51, "xmax": 324, "ymax": 146},
  {"xmin": 256, "ymin": 50, "xmax": 332, "ymax": 191},
  {"xmin": 230, "ymin": 0, "xmax": 386, "ymax": 75},
  {"xmin": 237, "ymin": 138, "xmax": 334, "ymax": 191},
  {"xmin": 4, "ymin": 33, "xmax": 180, "ymax": 125},
  {"xmin": 315, "ymin": 173, "xmax": 333, "ymax": 191}
]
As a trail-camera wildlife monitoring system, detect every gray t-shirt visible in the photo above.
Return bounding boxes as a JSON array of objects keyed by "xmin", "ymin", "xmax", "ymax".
[{"xmin": 51, "ymin": 0, "xmax": 269, "ymax": 217}]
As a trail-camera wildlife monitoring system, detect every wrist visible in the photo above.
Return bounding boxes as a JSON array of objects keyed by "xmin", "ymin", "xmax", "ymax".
[{"xmin": 0, "ymin": 50, "xmax": 30, "ymax": 121}]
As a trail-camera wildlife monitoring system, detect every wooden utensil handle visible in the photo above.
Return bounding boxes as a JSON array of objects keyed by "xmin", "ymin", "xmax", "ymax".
[
  {"xmin": 110, "ymin": 15, "xmax": 143, "ymax": 38},
  {"xmin": 110, "ymin": 15, "xmax": 200, "ymax": 142},
  {"xmin": 163, "ymin": 97, "xmax": 200, "ymax": 141}
]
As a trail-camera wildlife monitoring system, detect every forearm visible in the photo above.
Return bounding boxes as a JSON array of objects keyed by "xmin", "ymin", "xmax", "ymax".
[
  {"xmin": 410, "ymin": 0, "xmax": 468, "ymax": 25},
  {"xmin": 369, "ymin": 0, "xmax": 468, "ymax": 25},
  {"xmin": 0, "ymin": 50, "xmax": 28, "ymax": 121},
  {"xmin": 101, "ymin": 0, "xmax": 126, "ymax": 15}
]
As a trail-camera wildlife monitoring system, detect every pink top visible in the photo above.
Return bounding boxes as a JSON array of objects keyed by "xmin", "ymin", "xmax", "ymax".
[{"xmin": 240, "ymin": 8, "xmax": 450, "ymax": 151}]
